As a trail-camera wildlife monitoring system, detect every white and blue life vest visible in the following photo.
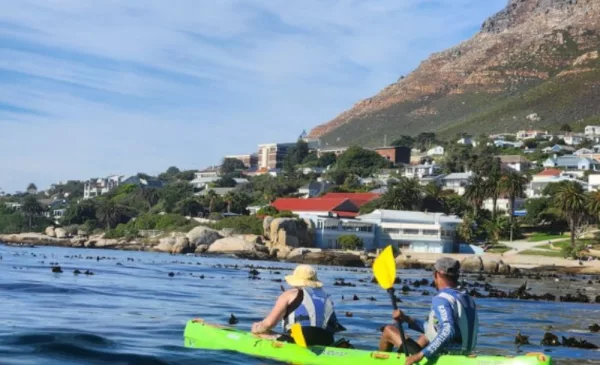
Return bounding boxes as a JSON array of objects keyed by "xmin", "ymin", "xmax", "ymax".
[{"xmin": 282, "ymin": 288, "xmax": 335, "ymax": 332}]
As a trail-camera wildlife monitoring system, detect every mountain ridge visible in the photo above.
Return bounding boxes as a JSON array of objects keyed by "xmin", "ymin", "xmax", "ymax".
[{"xmin": 308, "ymin": 0, "xmax": 600, "ymax": 146}]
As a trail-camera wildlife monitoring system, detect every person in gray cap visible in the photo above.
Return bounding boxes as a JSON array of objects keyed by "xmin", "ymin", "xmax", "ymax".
[{"xmin": 378, "ymin": 257, "xmax": 479, "ymax": 365}]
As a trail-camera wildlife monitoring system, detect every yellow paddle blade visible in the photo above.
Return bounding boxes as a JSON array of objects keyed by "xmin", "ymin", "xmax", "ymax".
[
  {"xmin": 373, "ymin": 245, "xmax": 397, "ymax": 290},
  {"xmin": 290, "ymin": 323, "xmax": 307, "ymax": 348}
]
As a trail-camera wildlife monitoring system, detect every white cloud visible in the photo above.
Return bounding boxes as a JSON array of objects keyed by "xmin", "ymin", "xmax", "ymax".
[{"xmin": 0, "ymin": 0, "xmax": 506, "ymax": 192}]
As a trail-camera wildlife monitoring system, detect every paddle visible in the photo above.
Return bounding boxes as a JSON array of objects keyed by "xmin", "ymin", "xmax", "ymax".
[
  {"xmin": 290, "ymin": 323, "xmax": 307, "ymax": 348},
  {"xmin": 373, "ymin": 245, "xmax": 409, "ymax": 357}
]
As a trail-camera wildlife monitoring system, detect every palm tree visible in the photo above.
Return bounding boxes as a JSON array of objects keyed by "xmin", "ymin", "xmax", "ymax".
[
  {"xmin": 381, "ymin": 177, "xmax": 423, "ymax": 211},
  {"xmin": 140, "ymin": 188, "xmax": 161, "ymax": 209},
  {"xmin": 586, "ymin": 191, "xmax": 600, "ymax": 221},
  {"xmin": 502, "ymin": 171, "xmax": 529, "ymax": 241},
  {"xmin": 463, "ymin": 175, "xmax": 487, "ymax": 218},
  {"xmin": 223, "ymin": 191, "xmax": 235, "ymax": 213},
  {"xmin": 484, "ymin": 161, "xmax": 503, "ymax": 220},
  {"xmin": 554, "ymin": 181, "xmax": 587, "ymax": 247},
  {"xmin": 96, "ymin": 200, "xmax": 125, "ymax": 230},
  {"xmin": 21, "ymin": 195, "xmax": 44, "ymax": 229},
  {"xmin": 422, "ymin": 182, "xmax": 445, "ymax": 213}
]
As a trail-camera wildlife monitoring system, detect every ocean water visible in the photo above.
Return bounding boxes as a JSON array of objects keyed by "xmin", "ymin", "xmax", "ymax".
[{"xmin": 1, "ymin": 243, "xmax": 599, "ymax": 365}]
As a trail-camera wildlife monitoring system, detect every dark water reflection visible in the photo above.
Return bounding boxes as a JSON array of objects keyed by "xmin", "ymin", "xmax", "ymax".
[{"xmin": 1, "ymin": 244, "xmax": 598, "ymax": 364}]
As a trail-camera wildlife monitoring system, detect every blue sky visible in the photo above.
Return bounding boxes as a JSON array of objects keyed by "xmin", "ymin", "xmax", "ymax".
[{"xmin": 0, "ymin": 0, "xmax": 506, "ymax": 194}]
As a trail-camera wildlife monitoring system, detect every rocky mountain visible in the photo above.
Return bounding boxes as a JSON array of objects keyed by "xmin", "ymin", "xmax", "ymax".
[{"xmin": 308, "ymin": 0, "xmax": 600, "ymax": 146}]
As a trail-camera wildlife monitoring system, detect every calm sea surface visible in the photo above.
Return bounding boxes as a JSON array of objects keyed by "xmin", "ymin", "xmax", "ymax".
[{"xmin": 1, "ymin": 243, "xmax": 599, "ymax": 365}]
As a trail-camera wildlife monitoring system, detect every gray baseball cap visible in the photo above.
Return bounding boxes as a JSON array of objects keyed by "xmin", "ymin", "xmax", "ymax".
[{"xmin": 434, "ymin": 257, "xmax": 461, "ymax": 277}]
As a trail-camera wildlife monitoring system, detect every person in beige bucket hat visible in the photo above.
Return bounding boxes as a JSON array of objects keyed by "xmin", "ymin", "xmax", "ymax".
[{"xmin": 251, "ymin": 265, "xmax": 340, "ymax": 346}]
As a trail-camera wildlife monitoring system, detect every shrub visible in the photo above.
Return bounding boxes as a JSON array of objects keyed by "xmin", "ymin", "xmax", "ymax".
[
  {"xmin": 562, "ymin": 242, "xmax": 587, "ymax": 259},
  {"xmin": 275, "ymin": 210, "xmax": 297, "ymax": 218},
  {"xmin": 337, "ymin": 234, "xmax": 363, "ymax": 251},
  {"xmin": 65, "ymin": 224, "xmax": 80, "ymax": 235},
  {"xmin": 208, "ymin": 212, "xmax": 224, "ymax": 221},
  {"xmin": 211, "ymin": 216, "xmax": 263, "ymax": 235},
  {"xmin": 257, "ymin": 206, "xmax": 278, "ymax": 216}
]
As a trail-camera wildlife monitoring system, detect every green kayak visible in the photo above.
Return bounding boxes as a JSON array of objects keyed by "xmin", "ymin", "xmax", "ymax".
[{"xmin": 183, "ymin": 320, "xmax": 552, "ymax": 365}]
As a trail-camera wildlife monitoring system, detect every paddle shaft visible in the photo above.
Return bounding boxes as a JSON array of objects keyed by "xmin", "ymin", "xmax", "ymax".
[{"xmin": 387, "ymin": 288, "xmax": 409, "ymax": 357}]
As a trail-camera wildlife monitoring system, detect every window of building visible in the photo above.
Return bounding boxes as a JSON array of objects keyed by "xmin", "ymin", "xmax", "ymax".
[
  {"xmin": 403, "ymin": 229, "xmax": 419, "ymax": 235},
  {"xmin": 422, "ymin": 229, "xmax": 439, "ymax": 236},
  {"xmin": 383, "ymin": 228, "xmax": 401, "ymax": 235}
]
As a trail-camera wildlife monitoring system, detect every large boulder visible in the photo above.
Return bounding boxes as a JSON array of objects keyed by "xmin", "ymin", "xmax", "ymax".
[
  {"xmin": 219, "ymin": 228, "xmax": 235, "ymax": 237},
  {"xmin": 244, "ymin": 234, "xmax": 263, "ymax": 244},
  {"xmin": 263, "ymin": 216, "xmax": 275, "ymax": 239},
  {"xmin": 186, "ymin": 226, "xmax": 221, "ymax": 247},
  {"xmin": 497, "ymin": 262, "xmax": 511, "ymax": 274},
  {"xmin": 270, "ymin": 218, "xmax": 313, "ymax": 247},
  {"xmin": 195, "ymin": 244, "xmax": 209, "ymax": 254},
  {"xmin": 171, "ymin": 236, "xmax": 191, "ymax": 254},
  {"xmin": 461, "ymin": 256, "xmax": 483, "ymax": 272},
  {"xmin": 154, "ymin": 237, "xmax": 176, "ymax": 253},
  {"xmin": 45, "ymin": 226, "xmax": 56, "ymax": 237},
  {"xmin": 95, "ymin": 239, "xmax": 120, "ymax": 248},
  {"xmin": 208, "ymin": 237, "xmax": 259, "ymax": 253},
  {"xmin": 287, "ymin": 248, "xmax": 322, "ymax": 260},
  {"xmin": 54, "ymin": 228, "xmax": 67, "ymax": 239},
  {"xmin": 287, "ymin": 251, "xmax": 364, "ymax": 267},
  {"xmin": 482, "ymin": 259, "xmax": 499, "ymax": 273}
]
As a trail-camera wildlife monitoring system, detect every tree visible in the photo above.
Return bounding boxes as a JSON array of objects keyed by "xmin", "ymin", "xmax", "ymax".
[
  {"xmin": 391, "ymin": 136, "xmax": 414, "ymax": 148},
  {"xmin": 316, "ymin": 152, "xmax": 337, "ymax": 168},
  {"xmin": 177, "ymin": 198, "xmax": 204, "ymax": 217},
  {"xmin": 96, "ymin": 200, "xmax": 129, "ymax": 230},
  {"xmin": 554, "ymin": 181, "xmax": 588, "ymax": 247},
  {"xmin": 166, "ymin": 166, "xmax": 181, "ymax": 175},
  {"xmin": 586, "ymin": 190, "xmax": 600, "ymax": 224},
  {"xmin": 463, "ymin": 175, "xmax": 487, "ymax": 218},
  {"xmin": 21, "ymin": 195, "xmax": 44, "ymax": 229},
  {"xmin": 560, "ymin": 124, "xmax": 572, "ymax": 133},
  {"xmin": 221, "ymin": 158, "xmax": 246, "ymax": 174},
  {"xmin": 422, "ymin": 182, "xmax": 446, "ymax": 213},
  {"xmin": 380, "ymin": 177, "xmax": 423, "ymax": 211},
  {"xmin": 483, "ymin": 160, "xmax": 503, "ymax": 220},
  {"xmin": 442, "ymin": 144, "xmax": 474, "ymax": 173},
  {"xmin": 502, "ymin": 171, "xmax": 528, "ymax": 241},
  {"xmin": 215, "ymin": 176, "xmax": 237, "ymax": 188},
  {"xmin": 62, "ymin": 200, "xmax": 97, "ymax": 225},
  {"xmin": 337, "ymin": 234, "xmax": 363, "ymax": 250},
  {"xmin": 457, "ymin": 214, "xmax": 477, "ymax": 244},
  {"xmin": 26, "ymin": 183, "xmax": 38, "ymax": 195},
  {"xmin": 335, "ymin": 146, "xmax": 390, "ymax": 177},
  {"xmin": 160, "ymin": 182, "xmax": 194, "ymax": 213},
  {"xmin": 140, "ymin": 188, "xmax": 161, "ymax": 209},
  {"xmin": 415, "ymin": 132, "xmax": 437, "ymax": 151}
]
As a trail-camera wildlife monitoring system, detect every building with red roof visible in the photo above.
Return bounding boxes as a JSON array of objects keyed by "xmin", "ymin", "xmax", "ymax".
[
  {"xmin": 271, "ymin": 197, "xmax": 360, "ymax": 218},
  {"xmin": 534, "ymin": 168, "xmax": 561, "ymax": 177}
]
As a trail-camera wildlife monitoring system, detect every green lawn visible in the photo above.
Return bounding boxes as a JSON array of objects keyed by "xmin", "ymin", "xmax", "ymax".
[
  {"xmin": 519, "ymin": 250, "xmax": 565, "ymax": 257},
  {"xmin": 527, "ymin": 233, "xmax": 567, "ymax": 242},
  {"xmin": 538, "ymin": 240, "xmax": 571, "ymax": 250}
]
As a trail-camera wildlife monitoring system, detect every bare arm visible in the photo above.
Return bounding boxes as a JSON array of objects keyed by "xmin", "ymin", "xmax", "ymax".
[{"xmin": 252, "ymin": 289, "xmax": 298, "ymax": 333}]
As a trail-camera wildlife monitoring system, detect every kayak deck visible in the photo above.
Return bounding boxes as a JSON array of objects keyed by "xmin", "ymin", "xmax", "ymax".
[{"xmin": 183, "ymin": 320, "xmax": 552, "ymax": 365}]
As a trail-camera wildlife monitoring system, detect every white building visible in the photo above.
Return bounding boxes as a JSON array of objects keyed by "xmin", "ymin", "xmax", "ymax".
[
  {"xmin": 457, "ymin": 137, "xmax": 477, "ymax": 147},
  {"xmin": 589, "ymin": 174, "xmax": 600, "ymax": 192},
  {"xmin": 426, "ymin": 146, "xmax": 445, "ymax": 157},
  {"xmin": 516, "ymin": 130, "xmax": 547, "ymax": 140},
  {"xmin": 403, "ymin": 162, "xmax": 442, "ymax": 179},
  {"xmin": 358, "ymin": 210, "xmax": 463, "ymax": 253},
  {"xmin": 542, "ymin": 156, "xmax": 600, "ymax": 171},
  {"xmin": 497, "ymin": 155, "xmax": 530, "ymax": 172},
  {"xmin": 564, "ymin": 134, "xmax": 584, "ymax": 146},
  {"xmin": 312, "ymin": 216, "xmax": 377, "ymax": 250},
  {"xmin": 526, "ymin": 169, "xmax": 588, "ymax": 198},
  {"xmin": 83, "ymin": 175, "xmax": 123, "ymax": 199},
  {"xmin": 494, "ymin": 140, "xmax": 524, "ymax": 149},
  {"xmin": 585, "ymin": 125, "xmax": 600, "ymax": 138},
  {"xmin": 483, "ymin": 198, "xmax": 526, "ymax": 215},
  {"xmin": 442, "ymin": 172, "xmax": 473, "ymax": 195}
]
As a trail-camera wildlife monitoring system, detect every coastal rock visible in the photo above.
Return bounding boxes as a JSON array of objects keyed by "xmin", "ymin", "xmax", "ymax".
[
  {"xmin": 171, "ymin": 236, "xmax": 191, "ymax": 254},
  {"xmin": 482, "ymin": 260, "xmax": 499, "ymax": 273},
  {"xmin": 54, "ymin": 228, "xmax": 68, "ymax": 239},
  {"xmin": 263, "ymin": 216, "xmax": 274, "ymax": 239},
  {"xmin": 95, "ymin": 239, "xmax": 120, "ymax": 248},
  {"xmin": 287, "ymin": 248, "xmax": 322, "ymax": 261},
  {"xmin": 154, "ymin": 237, "xmax": 176, "ymax": 253},
  {"xmin": 186, "ymin": 226, "xmax": 221, "ymax": 246},
  {"xmin": 219, "ymin": 228, "xmax": 235, "ymax": 237},
  {"xmin": 395, "ymin": 254, "xmax": 426, "ymax": 269},
  {"xmin": 208, "ymin": 237, "xmax": 259, "ymax": 253},
  {"xmin": 461, "ymin": 256, "xmax": 483, "ymax": 272},
  {"xmin": 45, "ymin": 226, "xmax": 56, "ymax": 237},
  {"xmin": 195, "ymin": 244, "xmax": 209, "ymax": 254},
  {"xmin": 244, "ymin": 234, "xmax": 263, "ymax": 244},
  {"xmin": 287, "ymin": 251, "xmax": 363, "ymax": 267},
  {"xmin": 77, "ymin": 229, "xmax": 89, "ymax": 237},
  {"xmin": 269, "ymin": 218, "xmax": 313, "ymax": 247},
  {"xmin": 498, "ymin": 262, "xmax": 512, "ymax": 274}
]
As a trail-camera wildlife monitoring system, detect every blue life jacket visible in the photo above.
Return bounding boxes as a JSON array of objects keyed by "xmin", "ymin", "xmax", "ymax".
[{"xmin": 281, "ymin": 287, "xmax": 335, "ymax": 333}]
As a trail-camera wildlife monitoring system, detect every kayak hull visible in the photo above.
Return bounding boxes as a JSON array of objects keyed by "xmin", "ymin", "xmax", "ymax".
[{"xmin": 183, "ymin": 320, "xmax": 551, "ymax": 365}]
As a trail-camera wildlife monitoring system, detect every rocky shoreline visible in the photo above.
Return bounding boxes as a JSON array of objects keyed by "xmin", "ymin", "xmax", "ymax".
[{"xmin": 3, "ymin": 228, "xmax": 600, "ymax": 274}]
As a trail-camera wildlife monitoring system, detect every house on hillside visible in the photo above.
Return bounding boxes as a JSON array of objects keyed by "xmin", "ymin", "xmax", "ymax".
[
  {"xmin": 497, "ymin": 155, "xmax": 531, "ymax": 172},
  {"xmin": 426, "ymin": 146, "xmax": 445, "ymax": 157},
  {"xmin": 297, "ymin": 180, "xmax": 333, "ymax": 198},
  {"xmin": 442, "ymin": 172, "xmax": 473, "ymax": 195},
  {"xmin": 403, "ymin": 162, "xmax": 442, "ymax": 179},
  {"xmin": 83, "ymin": 175, "xmax": 123, "ymax": 199},
  {"xmin": 585, "ymin": 125, "xmax": 600, "ymax": 137},
  {"xmin": 542, "ymin": 145, "xmax": 575, "ymax": 154},
  {"xmin": 526, "ymin": 168, "xmax": 588, "ymax": 198},
  {"xmin": 312, "ymin": 217, "xmax": 377, "ymax": 250},
  {"xmin": 457, "ymin": 137, "xmax": 477, "ymax": 146},
  {"xmin": 542, "ymin": 156, "xmax": 600, "ymax": 171},
  {"xmin": 196, "ymin": 187, "xmax": 237, "ymax": 197},
  {"xmin": 516, "ymin": 130, "xmax": 547, "ymax": 140},
  {"xmin": 123, "ymin": 176, "xmax": 165, "ymax": 189},
  {"xmin": 563, "ymin": 134, "xmax": 584, "ymax": 146},
  {"xmin": 357, "ymin": 209, "xmax": 462, "ymax": 253},
  {"xmin": 494, "ymin": 140, "xmax": 524, "ymax": 149},
  {"xmin": 482, "ymin": 197, "xmax": 526, "ymax": 215},
  {"xmin": 271, "ymin": 197, "xmax": 361, "ymax": 218},
  {"xmin": 588, "ymin": 174, "xmax": 600, "ymax": 192}
]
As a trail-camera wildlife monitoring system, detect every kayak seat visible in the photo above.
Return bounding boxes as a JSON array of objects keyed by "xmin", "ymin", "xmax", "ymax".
[{"xmin": 279, "ymin": 326, "xmax": 335, "ymax": 347}]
